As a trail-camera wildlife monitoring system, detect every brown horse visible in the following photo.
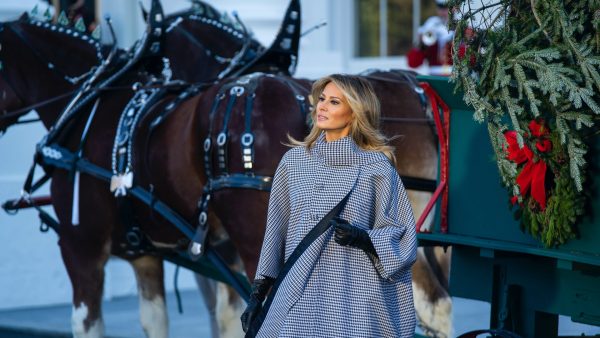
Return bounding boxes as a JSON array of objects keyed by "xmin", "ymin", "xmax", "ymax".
[{"xmin": 0, "ymin": 2, "xmax": 266, "ymax": 337}]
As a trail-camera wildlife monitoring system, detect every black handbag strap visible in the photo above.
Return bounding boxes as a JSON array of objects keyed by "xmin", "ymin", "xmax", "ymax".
[{"xmin": 245, "ymin": 189, "xmax": 353, "ymax": 337}]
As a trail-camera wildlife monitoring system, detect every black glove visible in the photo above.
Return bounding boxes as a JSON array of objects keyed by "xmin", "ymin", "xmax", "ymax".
[
  {"xmin": 331, "ymin": 217, "xmax": 378, "ymax": 257},
  {"xmin": 241, "ymin": 277, "xmax": 274, "ymax": 333}
]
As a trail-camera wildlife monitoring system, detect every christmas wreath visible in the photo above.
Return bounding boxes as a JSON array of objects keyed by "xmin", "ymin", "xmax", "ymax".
[{"xmin": 448, "ymin": 0, "xmax": 599, "ymax": 246}]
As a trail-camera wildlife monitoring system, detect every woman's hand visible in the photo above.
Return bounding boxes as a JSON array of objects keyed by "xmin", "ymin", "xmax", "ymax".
[
  {"xmin": 331, "ymin": 217, "xmax": 378, "ymax": 257},
  {"xmin": 241, "ymin": 277, "xmax": 274, "ymax": 332},
  {"xmin": 241, "ymin": 298, "xmax": 262, "ymax": 333}
]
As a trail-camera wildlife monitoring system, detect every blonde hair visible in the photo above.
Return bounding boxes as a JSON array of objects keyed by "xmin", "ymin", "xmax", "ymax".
[{"xmin": 288, "ymin": 74, "xmax": 396, "ymax": 165}]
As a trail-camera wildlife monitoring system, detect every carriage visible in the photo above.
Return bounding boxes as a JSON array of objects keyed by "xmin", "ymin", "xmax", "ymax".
[
  {"xmin": 414, "ymin": 76, "xmax": 600, "ymax": 338},
  {"xmin": 1, "ymin": 0, "xmax": 599, "ymax": 337}
]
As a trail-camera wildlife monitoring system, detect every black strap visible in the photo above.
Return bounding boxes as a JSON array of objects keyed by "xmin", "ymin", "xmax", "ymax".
[
  {"xmin": 400, "ymin": 175, "xmax": 437, "ymax": 192},
  {"xmin": 36, "ymin": 144, "xmax": 251, "ymax": 300},
  {"xmin": 245, "ymin": 190, "xmax": 352, "ymax": 338}
]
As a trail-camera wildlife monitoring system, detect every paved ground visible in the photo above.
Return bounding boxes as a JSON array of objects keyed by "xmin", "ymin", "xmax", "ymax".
[
  {"xmin": 0, "ymin": 290, "xmax": 211, "ymax": 338},
  {"xmin": 0, "ymin": 291, "xmax": 598, "ymax": 338}
]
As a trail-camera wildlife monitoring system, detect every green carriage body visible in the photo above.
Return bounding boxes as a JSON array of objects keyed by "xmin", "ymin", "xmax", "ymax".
[{"xmin": 417, "ymin": 76, "xmax": 600, "ymax": 337}]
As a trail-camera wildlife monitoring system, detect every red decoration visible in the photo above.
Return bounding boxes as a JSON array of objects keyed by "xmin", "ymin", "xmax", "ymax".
[
  {"xmin": 504, "ymin": 120, "xmax": 552, "ymax": 210},
  {"xmin": 457, "ymin": 43, "xmax": 477, "ymax": 67}
]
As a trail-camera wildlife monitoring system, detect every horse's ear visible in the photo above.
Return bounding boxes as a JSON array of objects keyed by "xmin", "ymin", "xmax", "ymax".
[
  {"xmin": 146, "ymin": 0, "xmax": 165, "ymax": 54},
  {"xmin": 148, "ymin": 0, "xmax": 164, "ymax": 28},
  {"xmin": 237, "ymin": 0, "xmax": 301, "ymax": 76},
  {"xmin": 132, "ymin": 0, "xmax": 165, "ymax": 66},
  {"xmin": 139, "ymin": 1, "xmax": 149, "ymax": 23},
  {"xmin": 19, "ymin": 12, "xmax": 29, "ymax": 21}
]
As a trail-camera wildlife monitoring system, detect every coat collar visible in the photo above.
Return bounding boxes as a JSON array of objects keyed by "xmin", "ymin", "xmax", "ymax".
[{"xmin": 310, "ymin": 131, "xmax": 387, "ymax": 166}]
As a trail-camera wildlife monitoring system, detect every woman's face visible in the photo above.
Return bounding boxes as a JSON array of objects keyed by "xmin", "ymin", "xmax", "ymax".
[{"xmin": 315, "ymin": 82, "xmax": 353, "ymax": 140}]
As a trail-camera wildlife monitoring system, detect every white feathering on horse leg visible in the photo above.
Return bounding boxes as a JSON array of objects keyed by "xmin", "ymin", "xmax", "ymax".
[
  {"xmin": 71, "ymin": 171, "xmax": 80, "ymax": 226},
  {"xmin": 216, "ymin": 283, "xmax": 245, "ymax": 338},
  {"xmin": 407, "ymin": 190, "xmax": 436, "ymax": 232},
  {"xmin": 139, "ymin": 294, "xmax": 168, "ymax": 338},
  {"xmin": 71, "ymin": 303, "xmax": 104, "ymax": 338},
  {"xmin": 413, "ymin": 281, "xmax": 453, "ymax": 338},
  {"xmin": 194, "ymin": 274, "xmax": 220, "ymax": 338}
]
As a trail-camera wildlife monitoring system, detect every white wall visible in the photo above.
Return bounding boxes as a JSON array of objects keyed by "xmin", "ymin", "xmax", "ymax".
[{"xmin": 0, "ymin": 1, "xmax": 70, "ymax": 311}]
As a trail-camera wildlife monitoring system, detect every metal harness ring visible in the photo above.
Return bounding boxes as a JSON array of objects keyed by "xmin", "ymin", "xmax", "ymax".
[
  {"xmin": 241, "ymin": 133, "xmax": 254, "ymax": 147},
  {"xmin": 203, "ymin": 138, "xmax": 212, "ymax": 152},
  {"xmin": 230, "ymin": 86, "xmax": 245, "ymax": 96},
  {"xmin": 216, "ymin": 132, "xmax": 227, "ymax": 146}
]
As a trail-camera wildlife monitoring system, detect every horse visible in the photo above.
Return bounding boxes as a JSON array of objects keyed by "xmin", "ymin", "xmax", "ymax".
[{"xmin": 0, "ymin": 1, "xmax": 267, "ymax": 336}]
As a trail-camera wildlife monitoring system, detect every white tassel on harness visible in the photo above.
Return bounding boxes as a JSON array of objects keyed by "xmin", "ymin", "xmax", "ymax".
[
  {"xmin": 71, "ymin": 98, "xmax": 101, "ymax": 226},
  {"xmin": 72, "ymin": 171, "xmax": 81, "ymax": 225}
]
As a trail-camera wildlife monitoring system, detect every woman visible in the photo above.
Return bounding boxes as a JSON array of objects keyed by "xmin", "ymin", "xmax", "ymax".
[{"xmin": 241, "ymin": 74, "xmax": 417, "ymax": 337}]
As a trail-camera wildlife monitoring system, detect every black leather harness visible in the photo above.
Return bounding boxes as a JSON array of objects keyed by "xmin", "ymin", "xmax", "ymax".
[
  {"xmin": 13, "ymin": 0, "xmax": 254, "ymax": 299},
  {"xmin": 188, "ymin": 72, "xmax": 309, "ymax": 258}
]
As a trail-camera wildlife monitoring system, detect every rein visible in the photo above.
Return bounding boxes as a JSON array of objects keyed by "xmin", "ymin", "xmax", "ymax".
[
  {"xmin": 0, "ymin": 83, "xmax": 179, "ymax": 123},
  {"xmin": 0, "ymin": 90, "xmax": 78, "ymax": 120},
  {"xmin": 10, "ymin": 118, "xmax": 40, "ymax": 125}
]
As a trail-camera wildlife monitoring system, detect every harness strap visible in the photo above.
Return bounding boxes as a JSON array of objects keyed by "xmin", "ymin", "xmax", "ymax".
[
  {"xmin": 148, "ymin": 84, "xmax": 205, "ymax": 131},
  {"xmin": 217, "ymin": 89, "xmax": 240, "ymax": 174},
  {"xmin": 0, "ymin": 90, "xmax": 77, "ymax": 121},
  {"xmin": 191, "ymin": 75, "xmax": 266, "ymax": 258},
  {"xmin": 71, "ymin": 98, "xmax": 101, "ymax": 225},
  {"xmin": 241, "ymin": 92, "xmax": 255, "ymax": 173},
  {"xmin": 35, "ymin": 143, "xmax": 249, "ymax": 298},
  {"xmin": 41, "ymin": 143, "xmax": 193, "ymax": 230},
  {"xmin": 22, "ymin": 158, "xmax": 38, "ymax": 195},
  {"xmin": 204, "ymin": 93, "xmax": 225, "ymax": 179},
  {"xmin": 210, "ymin": 174, "xmax": 272, "ymax": 191},
  {"xmin": 36, "ymin": 205, "xmax": 59, "ymax": 231},
  {"xmin": 245, "ymin": 187, "xmax": 355, "ymax": 338},
  {"xmin": 401, "ymin": 175, "xmax": 437, "ymax": 192},
  {"xmin": 110, "ymin": 83, "xmax": 167, "ymax": 197},
  {"xmin": 188, "ymin": 186, "xmax": 211, "ymax": 258}
]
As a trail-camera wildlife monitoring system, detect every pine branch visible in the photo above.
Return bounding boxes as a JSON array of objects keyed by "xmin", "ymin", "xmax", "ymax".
[{"xmin": 567, "ymin": 136, "xmax": 586, "ymax": 191}]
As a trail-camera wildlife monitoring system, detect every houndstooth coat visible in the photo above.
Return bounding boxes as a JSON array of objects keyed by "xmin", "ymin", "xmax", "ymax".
[{"xmin": 254, "ymin": 131, "xmax": 417, "ymax": 338}]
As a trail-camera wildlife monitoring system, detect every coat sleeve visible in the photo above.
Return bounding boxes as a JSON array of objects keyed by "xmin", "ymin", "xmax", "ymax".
[
  {"xmin": 366, "ymin": 164, "xmax": 417, "ymax": 282},
  {"xmin": 254, "ymin": 151, "xmax": 291, "ymax": 280}
]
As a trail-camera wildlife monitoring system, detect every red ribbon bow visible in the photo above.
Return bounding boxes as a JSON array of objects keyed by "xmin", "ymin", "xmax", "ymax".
[{"xmin": 504, "ymin": 121, "xmax": 552, "ymax": 210}]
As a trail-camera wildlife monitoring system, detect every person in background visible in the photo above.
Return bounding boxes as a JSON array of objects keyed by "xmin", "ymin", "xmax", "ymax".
[{"xmin": 407, "ymin": 0, "xmax": 454, "ymax": 76}]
